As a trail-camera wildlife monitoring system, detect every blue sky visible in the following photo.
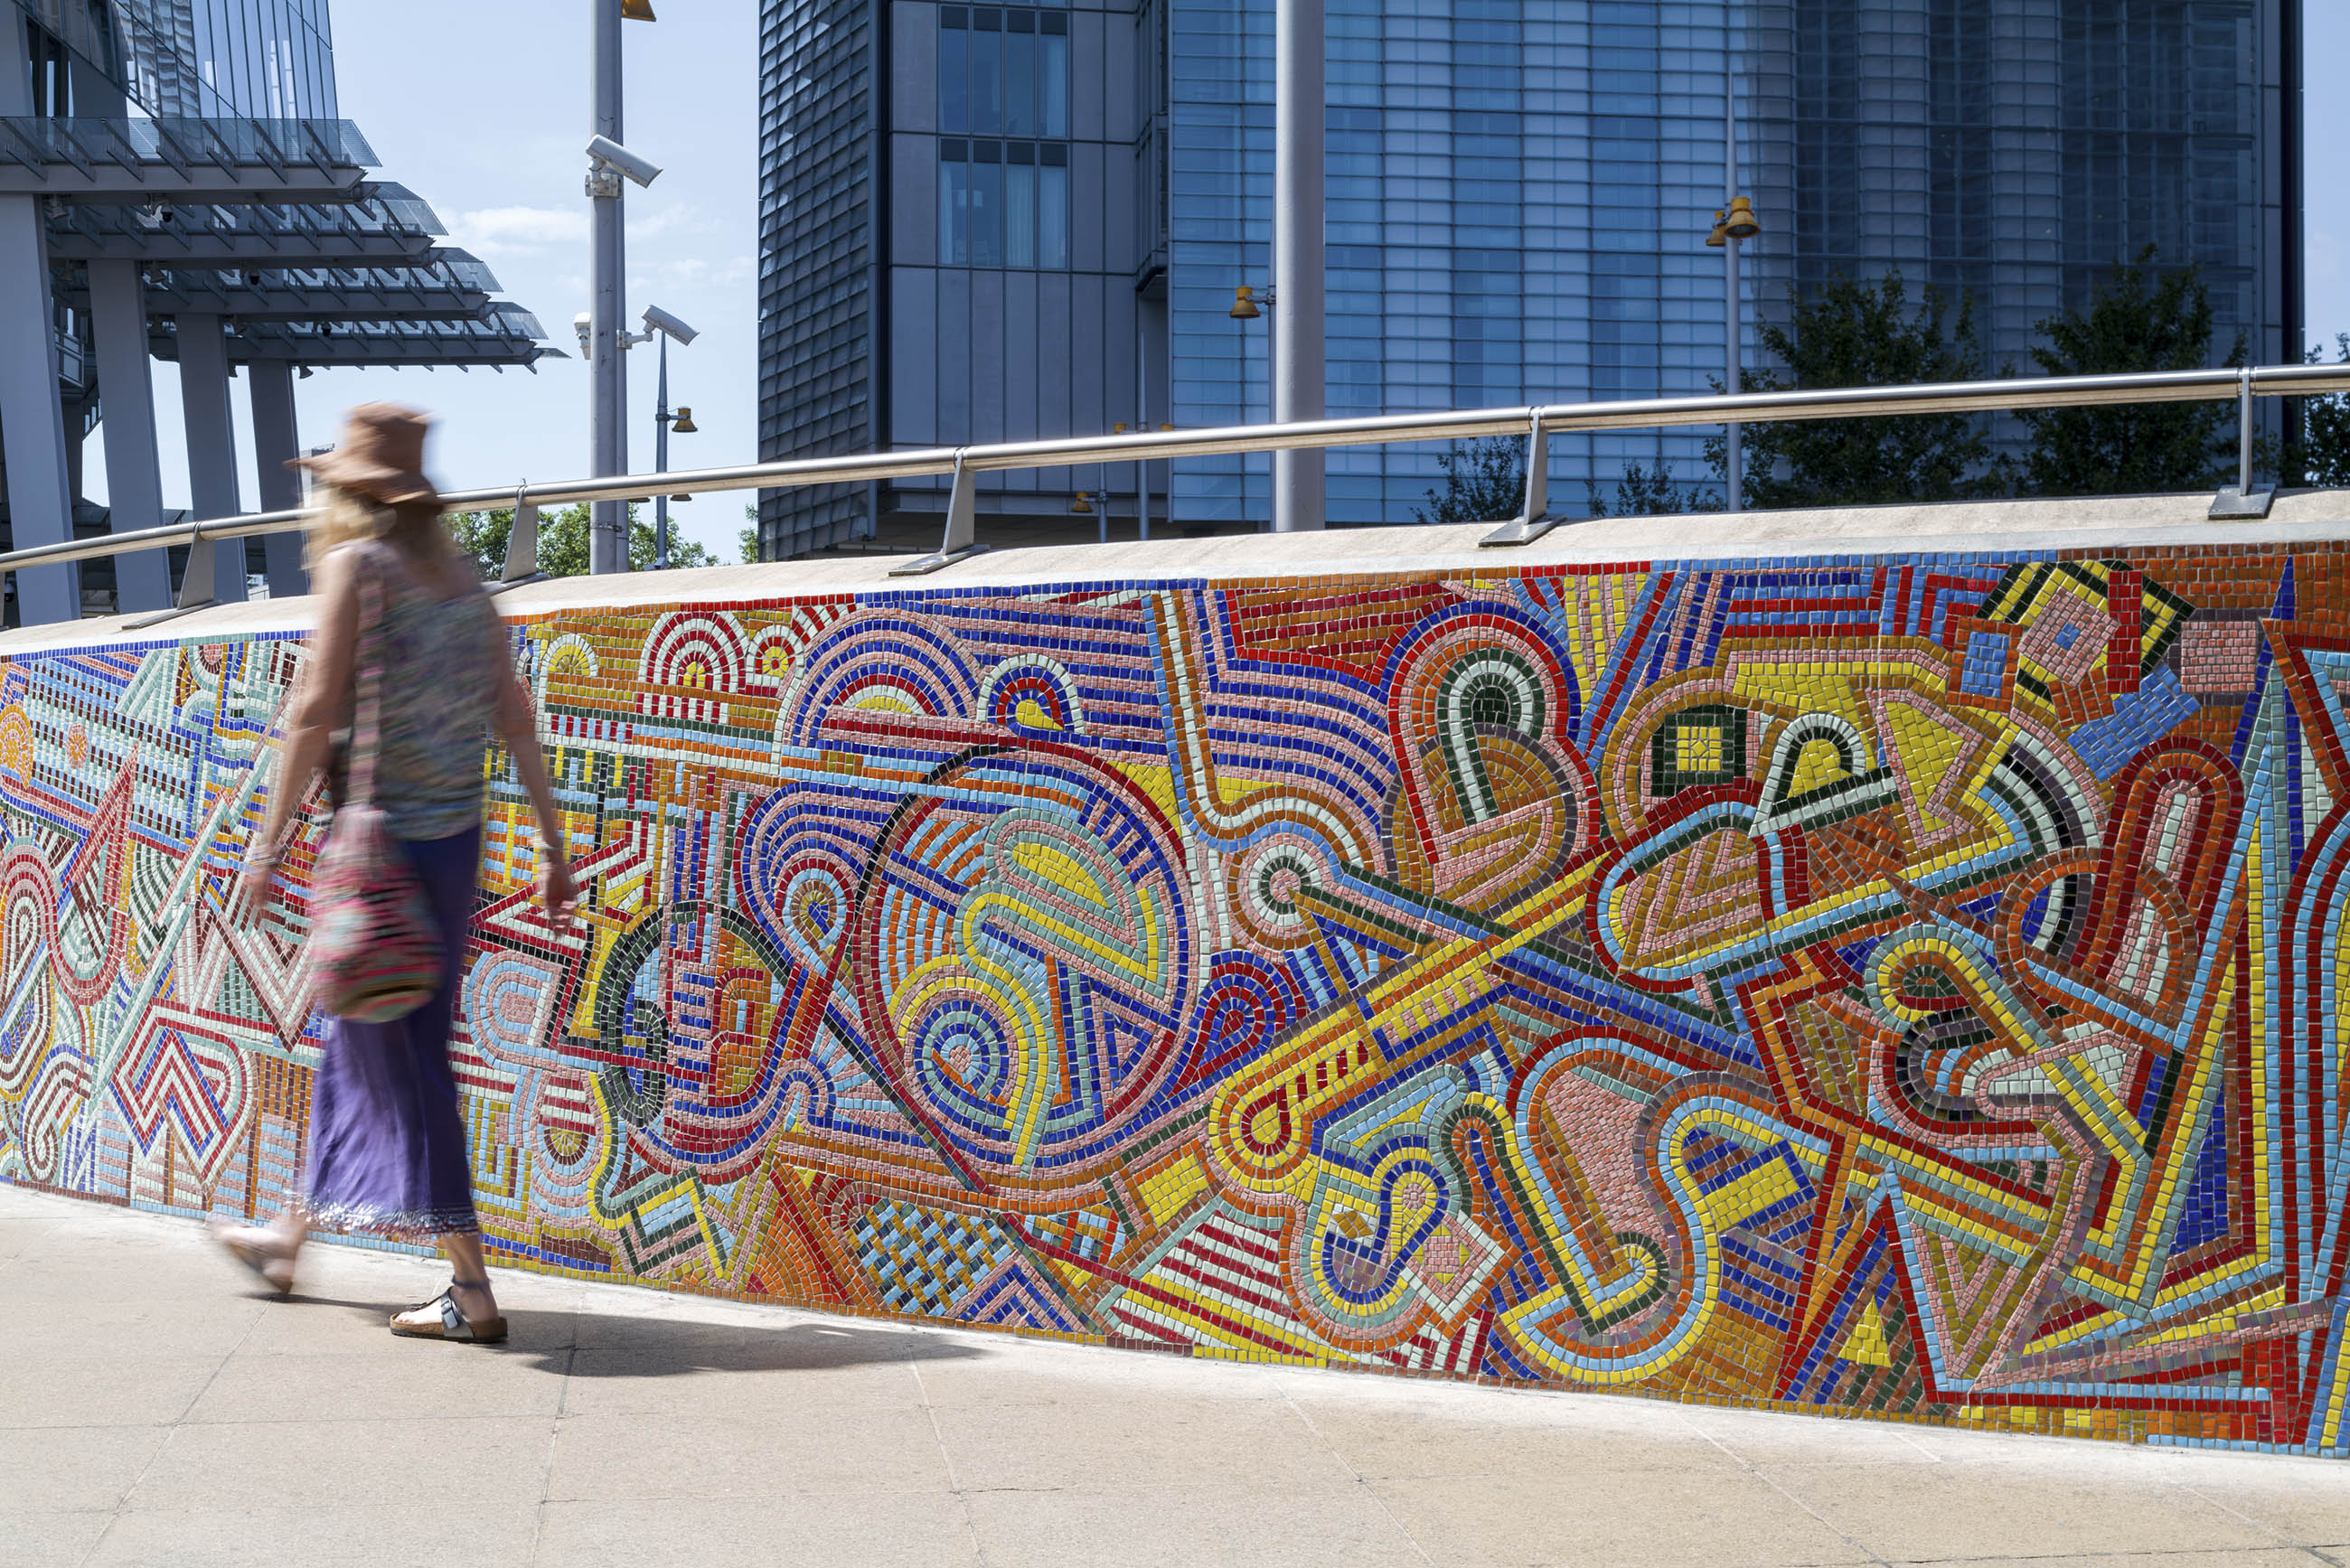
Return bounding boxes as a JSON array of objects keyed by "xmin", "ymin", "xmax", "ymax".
[
  {"xmin": 2309, "ymin": 7, "xmax": 2347, "ymax": 352},
  {"xmin": 89, "ymin": 5, "xmax": 2350, "ymax": 552}
]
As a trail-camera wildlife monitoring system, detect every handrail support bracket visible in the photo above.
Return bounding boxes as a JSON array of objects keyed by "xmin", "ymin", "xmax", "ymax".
[
  {"xmin": 1480, "ymin": 409, "xmax": 1565, "ymax": 547},
  {"xmin": 889, "ymin": 452, "xmax": 991, "ymax": 576},
  {"xmin": 122, "ymin": 513, "xmax": 219, "ymax": 630},
  {"xmin": 488, "ymin": 483, "xmax": 545, "ymax": 594},
  {"xmin": 2212, "ymin": 367, "xmax": 2277, "ymax": 520}
]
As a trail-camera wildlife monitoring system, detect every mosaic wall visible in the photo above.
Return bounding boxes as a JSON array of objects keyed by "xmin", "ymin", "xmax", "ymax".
[{"xmin": 7, "ymin": 545, "xmax": 2350, "ymax": 1451}]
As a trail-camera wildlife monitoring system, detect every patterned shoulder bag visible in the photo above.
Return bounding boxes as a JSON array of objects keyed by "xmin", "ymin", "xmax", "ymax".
[{"xmin": 306, "ymin": 552, "xmax": 443, "ymax": 1022}]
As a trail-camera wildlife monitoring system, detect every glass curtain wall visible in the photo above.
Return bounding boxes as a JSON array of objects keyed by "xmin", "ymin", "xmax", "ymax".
[
  {"xmin": 44, "ymin": 0, "xmax": 339, "ymax": 118},
  {"xmin": 757, "ymin": 0, "xmax": 876, "ymax": 558},
  {"xmin": 184, "ymin": 0, "xmax": 335, "ymax": 117},
  {"xmin": 1168, "ymin": 0, "xmax": 1744, "ymax": 527},
  {"xmin": 1743, "ymin": 0, "xmax": 2283, "ymax": 462},
  {"xmin": 12, "ymin": 0, "xmax": 339, "ymax": 119},
  {"xmin": 937, "ymin": 5, "xmax": 1072, "ymax": 271},
  {"xmin": 1164, "ymin": 0, "xmax": 2287, "ymax": 529}
]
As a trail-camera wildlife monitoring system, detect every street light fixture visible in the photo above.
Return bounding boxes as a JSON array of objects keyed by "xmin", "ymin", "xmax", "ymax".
[
  {"xmin": 1709, "ymin": 56, "xmax": 1760, "ymax": 513},
  {"xmin": 1231, "ymin": 286, "xmax": 1281, "ymax": 527},
  {"xmin": 635, "ymin": 305, "xmax": 698, "ymax": 569},
  {"xmin": 1069, "ymin": 488, "xmax": 1110, "ymax": 543}
]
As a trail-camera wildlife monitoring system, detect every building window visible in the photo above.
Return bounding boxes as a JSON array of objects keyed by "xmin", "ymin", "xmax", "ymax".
[
  {"xmin": 940, "ymin": 139, "xmax": 1069, "ymax": 268},
  {"xmin": 940, "ymin": 6, "xmax": 1068, "ymax": 139}
]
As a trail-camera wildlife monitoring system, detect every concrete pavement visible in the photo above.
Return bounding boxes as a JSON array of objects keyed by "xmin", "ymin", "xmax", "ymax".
[{"xmin": 3, "ymin": 1181, "xmax": 2347, "ymax": 1568}]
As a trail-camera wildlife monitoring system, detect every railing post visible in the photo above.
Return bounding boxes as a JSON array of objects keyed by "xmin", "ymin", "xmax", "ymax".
[
  {"xmin": 122, "ymin": 512, "xmax": 216, "ymax": 630},
  {"xmin": 889, "ymin": 450, "xmax": 989, "ymax": 576},
  {"xmin": 1480, "ymin": 408, "xmax": 1564, "ymax": 548},
  {"xmin": 2241, "ymin": 365, "xmax": 2255, "ymax": 494},
  {"xmin": 490, "ymin": 483, "xmax": 545, "ymax": 593},
  {"xmin": 2212, "ymin": 365, "xmax": 2277, "ymax": 519}
]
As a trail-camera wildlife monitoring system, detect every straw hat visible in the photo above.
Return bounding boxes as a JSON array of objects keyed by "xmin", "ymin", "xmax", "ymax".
[{"xmin": 289, "ymin": 403, "xmax": 440, "ymax": 506}]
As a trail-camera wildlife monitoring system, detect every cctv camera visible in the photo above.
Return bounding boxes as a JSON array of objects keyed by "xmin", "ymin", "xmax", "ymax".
[
  {"xmin": 573, "ymin": 312, "xmax": 591, "ymax": 328},
  {"xmin": 585, "ymin": 135, "xmax": 661, "ymax": 188},
  {"xmin": 642, "ymin": 304, "xmax": 699, "ymax": 344}
]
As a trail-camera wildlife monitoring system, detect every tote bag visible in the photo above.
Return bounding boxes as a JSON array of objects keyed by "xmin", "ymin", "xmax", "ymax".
[{"xmin": 306, "ymin": 558, "xmax": 442, "ymax": 1022}]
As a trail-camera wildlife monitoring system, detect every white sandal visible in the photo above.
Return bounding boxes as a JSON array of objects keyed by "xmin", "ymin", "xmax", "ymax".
[{"xmin": 389, "ymin": 1279, "xmax": 507, "ymax": 1343}]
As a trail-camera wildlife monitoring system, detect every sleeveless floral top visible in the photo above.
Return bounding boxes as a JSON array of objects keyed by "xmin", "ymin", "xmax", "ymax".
[{"xmin": 339, "ymin": 540, "xmax": 505, "ymax": 842}]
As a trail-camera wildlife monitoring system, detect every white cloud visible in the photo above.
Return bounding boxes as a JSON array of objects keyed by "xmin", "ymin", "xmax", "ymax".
[{"xmin": 448, "ymin": 205, "xmax": 590, "ymax": 257}]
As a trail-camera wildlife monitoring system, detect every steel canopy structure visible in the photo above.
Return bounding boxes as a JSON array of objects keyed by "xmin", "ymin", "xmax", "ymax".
[
  {"xmin": 59, "ymin": 253, "xmax": 503, "ymax": 323},
  {"xmin": 146, "ymin": 306, "xmax": 555, "ymax": 368},
  {"xmin": 42, "ymin": 184, "xmax": 444, "ymax": 264}
]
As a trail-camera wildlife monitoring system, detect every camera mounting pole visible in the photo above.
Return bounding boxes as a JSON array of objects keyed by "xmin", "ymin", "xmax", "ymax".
[{"xmin": 588, "ymin": 1, "xmax": 629, "ymax": 575}]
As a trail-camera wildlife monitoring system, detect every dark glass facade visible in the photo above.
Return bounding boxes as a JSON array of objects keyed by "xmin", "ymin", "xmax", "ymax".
[
  {"xmin": 758, "ymin": 0, "xmax": 1151, "ymax": 559},
  {"xmin": 757, "ymin": 0, "xmax": 876, "ymax": 559}
]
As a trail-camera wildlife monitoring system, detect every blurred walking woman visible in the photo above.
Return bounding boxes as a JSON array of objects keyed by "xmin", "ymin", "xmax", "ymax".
[{"xmin": 212, "ymin": 404, "xmax": 578, "ymax": 1342}]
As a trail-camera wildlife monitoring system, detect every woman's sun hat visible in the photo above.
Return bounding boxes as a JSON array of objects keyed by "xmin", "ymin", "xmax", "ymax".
[{"xmin": 290, "ymin": 403, "xmax": 441, "ymax": 507}]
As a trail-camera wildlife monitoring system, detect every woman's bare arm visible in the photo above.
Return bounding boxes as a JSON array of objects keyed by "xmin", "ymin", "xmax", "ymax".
[{"xmin": 494, "ymin": 654, "xmax": 580, "ymax": 934}]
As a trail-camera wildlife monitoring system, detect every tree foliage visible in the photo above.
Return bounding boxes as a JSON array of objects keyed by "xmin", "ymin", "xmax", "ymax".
[
  {"xmin": 2017, "ymin": 246, "xmax": 2243, "ymax": 497},
  {"xmin": 445, "ymin": 502, "xmax": 721, "ymax": 581},
  {"xmin": 1711, "ymin": 268, "xmax": 1995, "ymax": 509},
  {"xmin": 1413, "ymin": 437, "xmax": 1527, "ymax": 525},
  {"xmin": 2289, "ymin": 333, "xmax": 2350, "ymax": 489},
  {"xmin": 1585, "ymin": 462, "xmax": 1720, "ymax": 517}
]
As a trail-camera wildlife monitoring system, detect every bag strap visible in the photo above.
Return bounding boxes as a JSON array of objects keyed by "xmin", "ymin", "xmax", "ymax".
[{"xmin": 345, "ymin": 548, "xmax": 390, "ymax": 811}]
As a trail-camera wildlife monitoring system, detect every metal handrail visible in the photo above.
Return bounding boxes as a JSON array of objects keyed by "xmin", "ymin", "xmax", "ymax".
[{"xmin": 14, "ymin": 362, "xmax": 2349, "ymax": 612}]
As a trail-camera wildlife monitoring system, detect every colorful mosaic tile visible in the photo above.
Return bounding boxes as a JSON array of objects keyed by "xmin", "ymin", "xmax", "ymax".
[{"xmin": 9, "ymin": 543, "xmax": 2350, "ymax": 1451}]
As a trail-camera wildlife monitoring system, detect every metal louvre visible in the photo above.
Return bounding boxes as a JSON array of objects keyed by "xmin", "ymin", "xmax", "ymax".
[{"xmin": 0, "ymin": 117, "xmax": 375, "ymax": 197}]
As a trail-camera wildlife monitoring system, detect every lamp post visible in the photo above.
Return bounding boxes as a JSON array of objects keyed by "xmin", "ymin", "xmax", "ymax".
[
  {"xmin": 587, "ymin": 0, "xmax": 662, "ymax": 574},
  {"xmin": 1069, "ymin": 488, "xmax": 1109, "ymax": 544},
  {"xmin": 1706, "ymin": 53, "xmax": 1761, "ymax": 513},
  {"xmin": 632, "ymin": 305, "xmax": 699, "ymax": 569},
  {"xmin": 1271, "ymin": 0, "xmax": 1324, "ymax": 534},
  {"xmin": 1231, "ymin": 285, "xmax": 1277, "ymax": 530}
]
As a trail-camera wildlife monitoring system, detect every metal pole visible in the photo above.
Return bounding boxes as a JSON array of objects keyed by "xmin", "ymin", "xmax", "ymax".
[
  {"xmin": 85, "ymin": 258, "xmax": 173, "ymax": 615},
  {"xmin": 1724, "ymin": 51, "xmax": 1743, "ymax": 513},
  {"xmin": 1135, "ymin": 312, "xmax": 1150, "ymax": 541},
  {"xmin": 248, "ymin": 361, "xmax": 307, "ymax": 597},
  {"xmin": 2239, "ymin": 365, "xmax": 2255, "ymax": 496},
  {"xmin": 589, "ymin": 0, "xmax": 629, "ymax": 574},
  {"xmin": 0, "ymin": 17, "xmax": 75, "ymax": 626},
  {"xmin": 1271, "ymin": 0, "xmax": 1324, "ymax": 532},
  {"xmin": 655, "ymin": 333, "xmax": 670, "ymax": 570},
  {"xmin": 176, "ymin": 315, "xmax": 249, "ymax": 605}
]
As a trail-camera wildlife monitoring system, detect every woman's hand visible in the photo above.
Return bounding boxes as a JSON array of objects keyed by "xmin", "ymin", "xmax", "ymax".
[
  {"xmin": 238, "ymin": 850, "xmax": 280, "ymax": 920},
  {"xmin": 540, "ymin": 850, "xmax": 581, "ymax": 935}
]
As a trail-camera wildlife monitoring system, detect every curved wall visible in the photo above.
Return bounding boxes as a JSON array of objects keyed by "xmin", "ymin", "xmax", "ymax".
[{"xmin": 6, "ymin": 501, "xmax": 2349, "ymax": 1452}]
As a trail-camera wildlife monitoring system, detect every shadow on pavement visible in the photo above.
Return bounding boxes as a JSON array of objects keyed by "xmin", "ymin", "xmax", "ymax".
[{"xmin": 280, "ymin": 1291, "xmax": 986, "ymax": 1377}]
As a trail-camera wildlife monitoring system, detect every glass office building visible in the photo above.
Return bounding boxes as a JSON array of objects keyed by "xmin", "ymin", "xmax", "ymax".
[
  {"xmin": 757, "ymin": 0, "xmax": 2301, "ymax": 545},
  {"xmin": 757, "ymin": 0, "xmax": 1152, "ymax": 558},
  {"xmin": 14, "ymin": 0, "xmax": 335, "ymax": 118}
]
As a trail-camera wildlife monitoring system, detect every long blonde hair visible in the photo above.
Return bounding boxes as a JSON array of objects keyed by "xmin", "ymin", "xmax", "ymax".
[{"xmin": 304, "ymin": 484, "xmax": 465, "ymax": 573}]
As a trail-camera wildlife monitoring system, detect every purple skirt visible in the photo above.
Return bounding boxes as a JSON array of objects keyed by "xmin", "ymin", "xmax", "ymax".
[{"xmin": 304, "ymin": 827, "xmax": 482, "ymax": 1237}]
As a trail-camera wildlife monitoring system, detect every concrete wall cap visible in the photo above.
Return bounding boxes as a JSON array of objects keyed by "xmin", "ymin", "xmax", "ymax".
[{"xmin": 7, "ymin": 486, "xmax": 2347, "ymax": 655}]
